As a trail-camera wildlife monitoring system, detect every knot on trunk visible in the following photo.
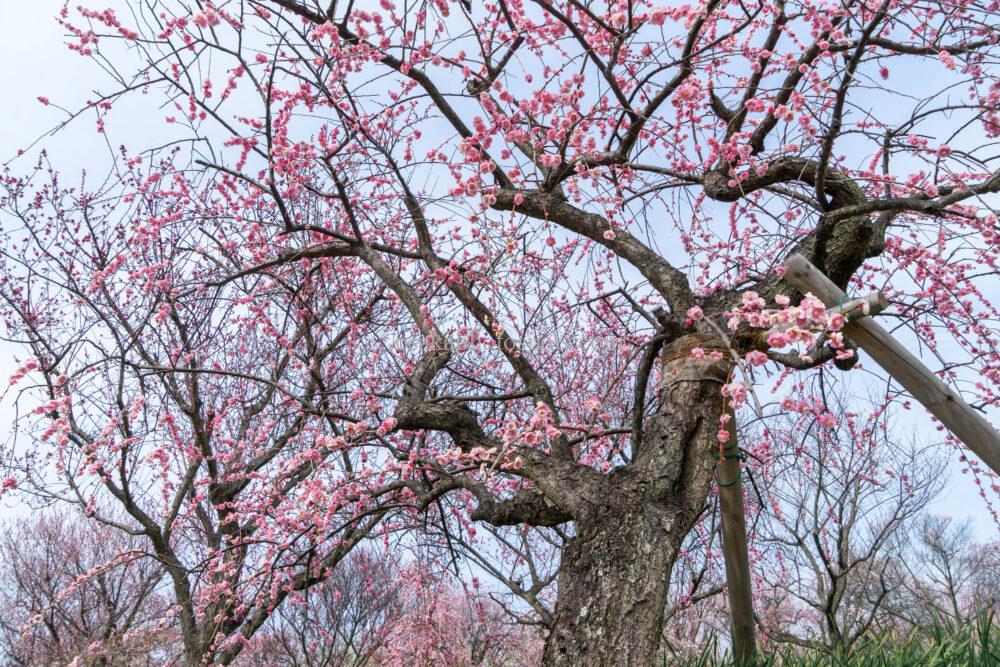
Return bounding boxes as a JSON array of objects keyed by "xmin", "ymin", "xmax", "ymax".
[
  {"xmin": 394, "ymin": 396, "xmax": 490, "ymax": 451},
  {"xmin": 702, "ymin": 169, "xmax": 739, "ymax": 202},
  {"xmin": 470, "ymin": 488, "xmax": 572, "ymax": 527},
  {"xmin": 658, "ymin": 333, "xmax": 733, "ymax": 386}
]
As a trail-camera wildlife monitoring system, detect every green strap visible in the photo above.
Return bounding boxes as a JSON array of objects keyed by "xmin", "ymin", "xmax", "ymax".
[{"xmin": 715, "ymin": 446, "xmax": 745, "ymax": 487}]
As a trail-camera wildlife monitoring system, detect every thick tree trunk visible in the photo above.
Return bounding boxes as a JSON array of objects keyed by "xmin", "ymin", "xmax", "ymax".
[
  {"xmin": 542, "ymin": 337, "xmax": 732, "ymax": 666},
  {"xmin": 542, "ymin": 498, "xmax": 684, "ymax": 665}
]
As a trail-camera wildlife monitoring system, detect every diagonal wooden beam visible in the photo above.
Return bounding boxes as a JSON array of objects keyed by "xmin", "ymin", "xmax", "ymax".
[{"xmin": 783, "ymin": 254, "xmax": 1000, "ymax": 476}]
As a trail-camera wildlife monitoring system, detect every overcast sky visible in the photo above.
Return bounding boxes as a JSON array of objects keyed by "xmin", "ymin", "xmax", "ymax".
[{"xmin": 0, "ymin": 0, "xmax": 995, "ymax": 539}]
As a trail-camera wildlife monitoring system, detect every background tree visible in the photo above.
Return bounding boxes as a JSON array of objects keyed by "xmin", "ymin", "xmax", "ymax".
[
  {"xmin": 753, "ymin": 394, "xmax": 946, "ymax": 653},
  {"xmin": 2, "ymin": 0, "xmax": 998, "ymax": 664},
  {"xmin": 0, "ymin": 511, "xmax": 171, "ymax": 666},
  {"xmin": 888, "ymin": 515, "xmax": 1000, "ymax": 629},
  {"xmin": 376, "ymin": 567, "xmax": 543, "ymax": 667},
  {"xmin": 261, "ymin": 549, "xmax": 404, "ymax": 667}
]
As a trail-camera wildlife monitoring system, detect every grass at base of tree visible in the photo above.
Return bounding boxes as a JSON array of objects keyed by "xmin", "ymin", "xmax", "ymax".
[{"xmin": 671, "ymin": 609, "xmax": 999, "ymax": 667}]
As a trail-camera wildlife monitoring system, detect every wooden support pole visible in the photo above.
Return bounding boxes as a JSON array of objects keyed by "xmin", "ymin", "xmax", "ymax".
[
  {"xmin": 718, "ymin": 398, "xmax": 756, "ymax": 664},
  {"xmin": 783, "ymin": 254, "xmax": 1000, "ymax": 477},
  {"xmin": 716, "ymin": 274, "xmax": 894, "ymax": 663}
]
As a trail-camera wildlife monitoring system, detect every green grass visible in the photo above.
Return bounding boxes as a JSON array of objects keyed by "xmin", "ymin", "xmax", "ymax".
[{"xmin": 670, "ymin": 609, "xmax": 1000, "ymax": 666}]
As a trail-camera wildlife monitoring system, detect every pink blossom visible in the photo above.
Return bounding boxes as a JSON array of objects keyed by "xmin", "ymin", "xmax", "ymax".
[
  {"xmin": 767, "ymin": 331, "xmax": 791, "ymax": 349},
  {"xmin": 824, "ymin": 312, "xmax": 846, "ymax": 332},
  {"xmin": 741, "ymin": 291, "xmax": 765, "ymax": 310},
  {"xmin": 376, "ymin": 417, "xmax": 398, "ymax": 436},
  {"xmin": 191, "ymin": 9, "xmax": 220, "ymax": 28},
  {"xmin": 721, "ymin": 382, "xmax": 747, "ymax": 406},
  {"xmin": 817, "ymin": 413, "xmax": 838, "ymax": 429}
]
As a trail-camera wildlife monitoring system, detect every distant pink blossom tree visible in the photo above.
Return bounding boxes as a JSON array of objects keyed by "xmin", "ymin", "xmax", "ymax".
[{"xmin": 378, "ymin": 567, "xmax": 543, "ymax": 666}]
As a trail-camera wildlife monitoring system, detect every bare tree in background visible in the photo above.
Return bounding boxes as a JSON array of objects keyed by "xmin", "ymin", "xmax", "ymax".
[
  {"xmin": 888, "ymin": 516, "xmax": 1000, "ymax": 629},
  {"xmin": 0, "ymin": 511, "xmax": 170, "ymax": 666},
  {"xmin": 261, "ymin": 550, "xmax": 404, "ymax": 667},
  {"xmin": 754, "ymin": 397, "xmax": 946, "ymax": 653}
]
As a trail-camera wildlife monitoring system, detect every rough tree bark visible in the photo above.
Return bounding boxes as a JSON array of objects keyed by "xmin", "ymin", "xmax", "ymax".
[{"xmin": 542, "ymin": 336, "xmax": 732, "ymax": 665}]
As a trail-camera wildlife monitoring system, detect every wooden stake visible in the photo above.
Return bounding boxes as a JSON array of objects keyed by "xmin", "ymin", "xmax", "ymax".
[
  {"xmin": 718, "ymin": 398, "xmax": 757, "ymax": 664},
  {"xmin": 784, "ymin": 254, "xmax": 1000, "ymax": 476},
  {"xmin": 717, "ymin": 270, "xmax": 894, "ymax": 663}
]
